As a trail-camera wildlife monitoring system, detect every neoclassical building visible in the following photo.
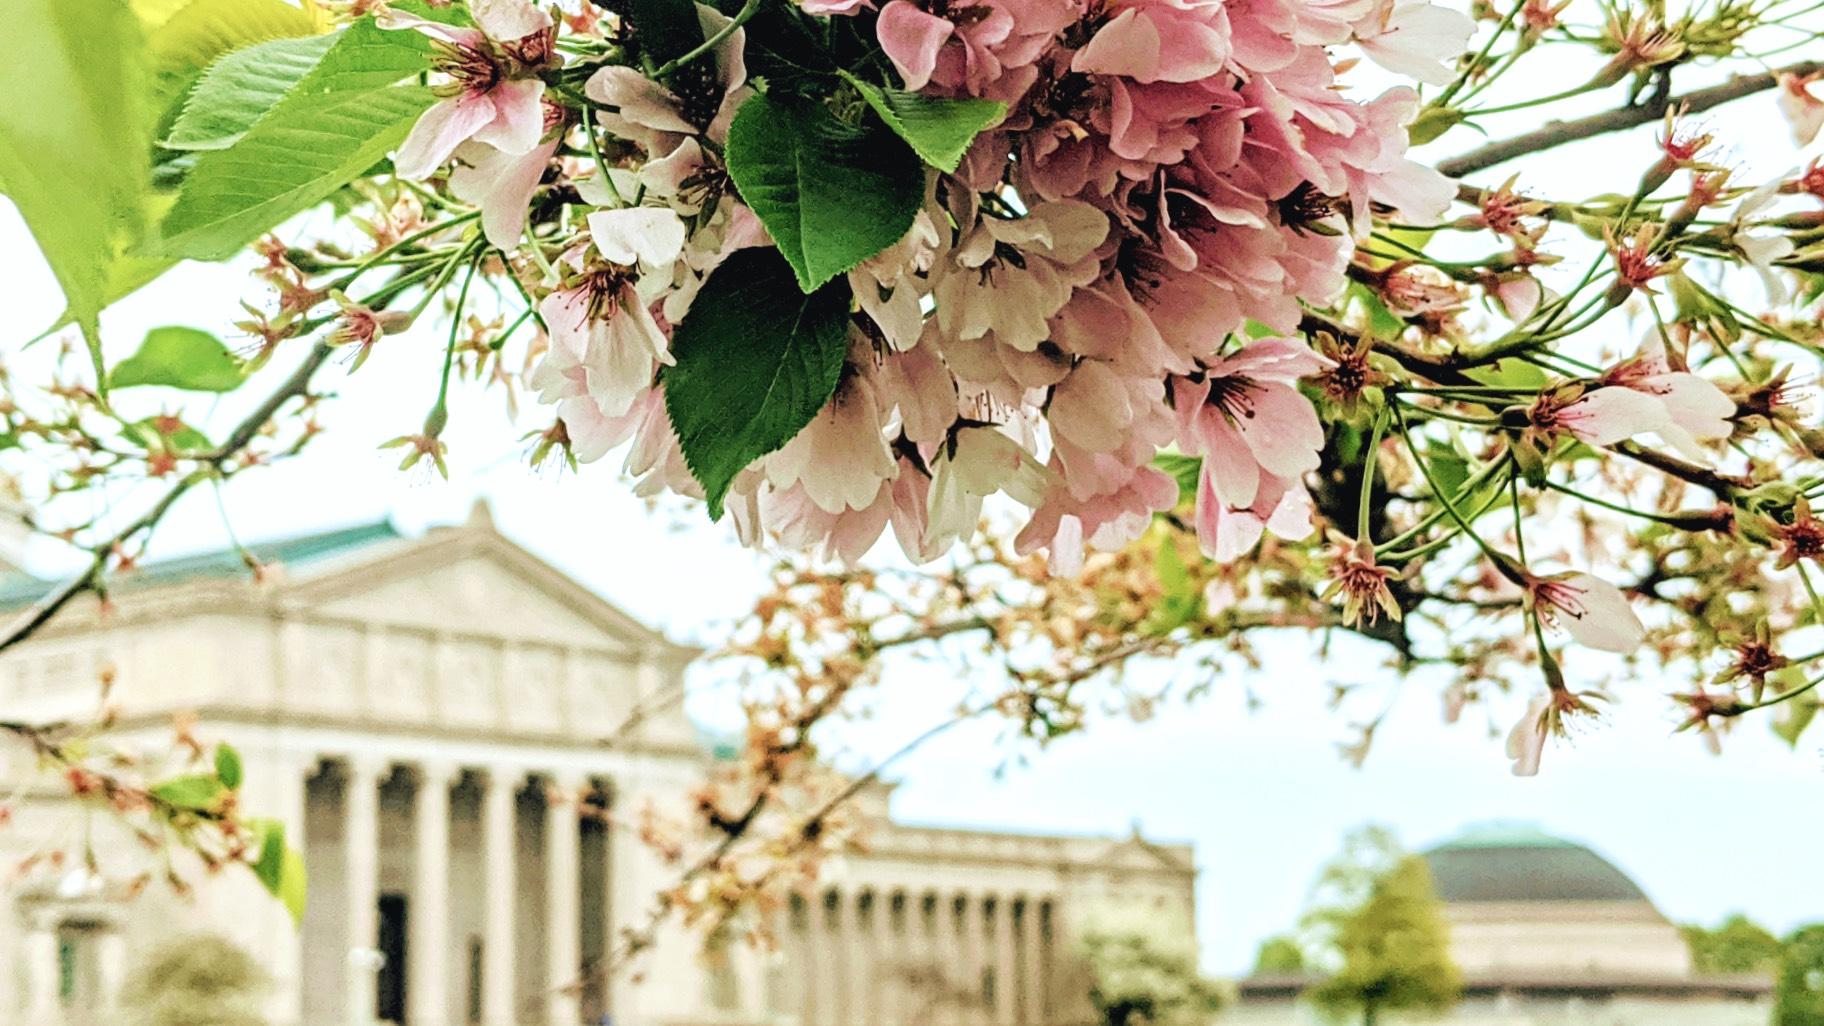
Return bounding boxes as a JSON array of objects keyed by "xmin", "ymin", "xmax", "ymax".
[
  {"xmin": 0, "ymin": 505, "xmax": 1198, "ymax": 1026},
  {"xmin": 1232, "ymin": 824, "xmax": 1773, "ymax": 1026}
]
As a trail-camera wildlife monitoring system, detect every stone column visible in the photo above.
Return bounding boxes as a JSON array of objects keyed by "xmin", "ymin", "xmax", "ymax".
[
  {"xmin": 481, "ymin": 766, "xmax": 520, "ymax": 1026},
  {"xmin": 97, "ymin": 928, "xmax": 128, "ymax": 1014},
  {"xmin": 410, "ymin": 762, "xmax": 459, "ymax": 1026},
  {"xmin": 960, "ymin": 894, "xmax": 985, "ymax": 1026},
  {"xmin": 545, "ymin": 772, "xmax": 585, "ymax": 1026},
  {"xmin": 992, "ymin": 898, "xmax": 1017, "ymax": 1025},
  {"xmin": 874, "ymin": 892, "xmax": 899, "ymax": 1026},
  {"xmin": 1018, "ymin": 899, "xmax": 1043, "ymax": 1026},
  {"xmin": 23, "ymin": 925, "xmax": 57, "ymax": 1026},
  {"xmin": 271, "ymin": 754, "xmax": 313, "ymax": 1026},
  {"xmin": 345, "ymin": 757, "xmax": 386, "ymax": 1026},
  {"xmin": 844, "ymin": 891, "xmax": 869, "ymax": 1026}
]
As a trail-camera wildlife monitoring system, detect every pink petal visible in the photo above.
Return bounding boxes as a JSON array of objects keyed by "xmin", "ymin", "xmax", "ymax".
[
  {"xmin": 393, "ymin": 94, "xmax": 497, "ymax": 180},
  {"xmin": 876, "ymin": 1, "xmax": 955, "ymax": 91},
  {"xmin": 470, "ymin": 78, "xmax": 547, "ymax": 155},
  {"xmin": 472, "ymin": 0, "xmax": 552, "ymax": 41},
  {"xmin": 449, "ymin": 139, "xmax": 558, "ymax": 251}
]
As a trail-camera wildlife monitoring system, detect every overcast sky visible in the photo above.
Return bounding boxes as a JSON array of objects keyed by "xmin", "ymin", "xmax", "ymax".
[{"xmin": 4, "ymin": 34, "xmax": 1824, "ymax": 975}]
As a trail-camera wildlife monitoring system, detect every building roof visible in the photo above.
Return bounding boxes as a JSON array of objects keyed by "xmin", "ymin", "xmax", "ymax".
[
  {"xmin": 1421, "ymin": 822, "xmax": 1649, "ymax": 904},
  {"xmin": 0, "ymin": 519, "xmax": 404, "ymax": 607},
  {"xmin": 1238, "ymin": 970, "xmax": 1773, "ymax": 1002}
]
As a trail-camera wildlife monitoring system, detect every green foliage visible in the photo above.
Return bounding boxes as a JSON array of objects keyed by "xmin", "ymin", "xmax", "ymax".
[
  {"xmin": 1680, "ymin": 915, "xmax": 1781, "ymax": 976},
  {"xmin": 111, "ymin": 327, "xmax": 248, "ymax": 392},
  {"xmin": 165, "ymin": 34, "xmax": 337, "ymax": 151},
  {"xmin": 160, "ymin": 19, "xmax": 436, "ymax": 259},
  {"xmin": 0, "ymin": 0, "xmax": 152, "ymax": 371},
  {"xmin": 140, "ymin": 0, "xmax": 325, "ymax": 129},
  {"xmin": 1144, "ymin": 531, "xmax": 1201, "ymax": 636},
  {"xmin": 840, "ymin": 72, "xmax": 1005, "ymax": 173},
  {"xmin": 249, "ymin": 819, "xmax": 307, "ymax": 924},
  {"xmin": 664, "ymin": 248, "xmax": 852, "ymax": 518},
  {"xmin": 213, "ymin": 742, "xmax": 243, "ymax": 789},
  {"xmin": 1154, "ymin": 453, "xmax": 1202, "ymax": 503},
  {"xmin": 1077, "ymin": 908, "xmax": 1228, "ymax": 1026},
  {"xmin": 1777, "ymin": 925, "xmax": 1824, "ymax": 1026},
  {"xmin": 1304, "ymin": 829, "xmax": 1460, "ymax": 1026},
  {"xmin": 150, "ymin": 773, "xmax": 227, "ymax": 811},
  {"xmin": 119, "ymin": 933, "xmax": 270, "ymax": 1026},
  {"xmin": 1254, "ymin": 935, "xmax": 1308, "ymax": 973},
  {"xmin": 724, "ymin": 91, "xmax": 924, "ymax": 292}
]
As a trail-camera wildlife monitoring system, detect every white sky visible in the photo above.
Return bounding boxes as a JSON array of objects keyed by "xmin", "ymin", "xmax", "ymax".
[{"xmin": 4, "ymin": 25, "xmax": 1824, "ymax": 975}]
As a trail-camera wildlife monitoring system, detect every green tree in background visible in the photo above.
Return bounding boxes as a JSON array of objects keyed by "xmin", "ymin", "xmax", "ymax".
[
  {"xmin": 1681, "ymin": 914, "xmax": 1782, "ymax": 975},
  {"xmin": 1254, "ymin": 935, "xmax": 1307, "ymax": 974},
  {"xmin": 120, "ymin": 934, "xmax": 268, "ymax": 1026},
  {"xmin": 1776, "ymin": 925, "xmax": 1824, "ymax": 1026},
  {"xmin": 1304, "ymin": 828, "xmax": 1461, "ymax": 1026}
]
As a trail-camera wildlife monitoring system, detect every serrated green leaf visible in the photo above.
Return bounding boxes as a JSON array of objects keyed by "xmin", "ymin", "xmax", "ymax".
[
  {"xmin": 840, "ymin": 72, "xmax": 1004, "ymax": 173},
  {"xmin": 724, "ymin": 92, "xmax": 924, "ymax": 292},
  {"xmin": 142, "ymin": 0, "xmax": 327, "ymax": 130},
  {"xmin": 112, "ymin": 326, "xmax": 247, "ymax": 392},
  {"xmin": 213, "ymin": 742, "xmax": 243, "ymax": 790},
  {"xmin": 160, "ymin": 20, "xmax": 436, "ymax": 259},
  {"xmin": 166, "ymin": 33, "xmax": 338, "ymax": 151},
  {"xmin": 664, "ymin": 248, "xmax": 852, "ymax": 518},
  {"xmin": 151, "ymin": 773, "xmax": 226, "ymax": 811},
  {"xmin": 0, "ymin": 0, "xmax": 152, "ymax": 376}
]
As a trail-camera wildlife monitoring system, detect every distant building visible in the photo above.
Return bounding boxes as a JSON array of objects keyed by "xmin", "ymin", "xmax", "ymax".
[
  {"xmin": 0, "ymin": 505, "xmax": 1197, "ymax": 1026},
  {"xmin": 1232, "ymin": 823, "xmax": 1772, "ymax": 1025}
]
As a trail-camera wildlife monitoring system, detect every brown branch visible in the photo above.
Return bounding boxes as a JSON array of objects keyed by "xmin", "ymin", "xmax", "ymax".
[
  {"xmin": 1438, "ymin": 60, "xmax": 1824, "ymax": 179},
  {"xmin": 1610, "ymin": 440, "xmax": 1750, "ymax": 498},
  {"xmin": 0, "ymin": 342, "xmax": 334, "ymax": 655}
]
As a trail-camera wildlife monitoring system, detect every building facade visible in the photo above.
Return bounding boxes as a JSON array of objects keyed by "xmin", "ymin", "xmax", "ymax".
[
  {"xmin": 1231, "ymin": 824, "xmax": 1772, "ymax": 1026},
  {"xmin": 0, "ymin": 506, "xmax": 1198, "ymax": 1026}
]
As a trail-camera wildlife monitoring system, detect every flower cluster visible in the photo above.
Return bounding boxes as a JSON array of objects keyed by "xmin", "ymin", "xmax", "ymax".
[{"xmin": 388, "ymin": 0, "xmax": 1469, "ymax": 569}]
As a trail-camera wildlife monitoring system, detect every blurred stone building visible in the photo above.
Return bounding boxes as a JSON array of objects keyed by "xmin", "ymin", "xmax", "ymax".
[
  {"xmin": 1232, "ymin": 823, "xmax": 1773, "ymax": 1025},
  {"xmin": 0, "ymin": 505, "xmax": 1198, "ymax": 1026}
]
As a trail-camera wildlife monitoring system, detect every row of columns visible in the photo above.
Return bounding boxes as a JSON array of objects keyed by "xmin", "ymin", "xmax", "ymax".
[
  {"xmin": 280, "ymin": 755, "xmax": 602, "ymax": 1026},
  {"xmin": 782, "ymin": 888, "xmax": 1056, "ymax": 1026}
]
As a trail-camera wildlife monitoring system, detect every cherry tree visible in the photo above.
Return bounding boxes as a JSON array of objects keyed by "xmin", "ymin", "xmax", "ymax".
[{"xmin": 2, "ymin": 0, "xmax": 1823, "ymax": 965}]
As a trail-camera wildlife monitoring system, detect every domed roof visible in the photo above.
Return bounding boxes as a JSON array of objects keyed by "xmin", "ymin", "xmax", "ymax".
[{"xmin": 1421, "ymin": 823, "xmax": 1649, "ymax": 904}]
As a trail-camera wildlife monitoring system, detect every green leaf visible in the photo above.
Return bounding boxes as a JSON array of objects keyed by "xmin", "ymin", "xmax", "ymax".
[
  {"xmin": 841, "ymin": 72, "xmax": 1005, "ymax": 174},
  {"xmin": 724, "ymin": 92, "xmax": 924, "ymax": 292},
  {"xmin": 160, "ymin": 19, "xmax": 436, "ymax": 259},
  {"xmin": 141, "ymin": 0, "xmax": 327, "ymax": 131},
  {"xmin": 277, "ymin": 844, "xmax": 308, "ymax": 923},
  {"xmin": 165, "ymin": 33, "xmax": 338, "ymax": 151},
  {"xmin": 1144, "ymin": 532, "xmax": 1202, "ymax": 636},
  {"xmin": 0, "ymin": 0, "xmax": 153, "ymax": 375},
  {"xmin": 151, "ymin": 773, "xmax": 226, "ymax": 811},
  {"xmin": 250, "ymin": 818, "xmax": 286, "ymax": 889},
  {"xmin": 111, "ymin": 326, "xmax": 248, "ymax": 392},
  {"xmin": 123, "ymin": 416, "xmax": 215, "ymax": 454},
  {"xmin": 1153, "ymin": 453, "xmax": 1202, "ymax": 503},
  {"xmin": 1424, "ymin": 440, "xmax": 1470, "ymax": 503},
  {"xmin": 664, "ymin": 248, "xmax": 852, "ymax": 518},
  {"xmin": 251, "ymin": 817, "xmax": 308, "ymax": 923},
  {"xmin": 213, "ymin": 742, "xmax": 243, "ymax": 790}
]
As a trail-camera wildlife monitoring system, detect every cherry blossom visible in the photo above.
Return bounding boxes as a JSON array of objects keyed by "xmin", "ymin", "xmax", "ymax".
[
  {"xmin": 1524, "ymin": 571, "xmax": 1645, "ymax": 653},
  {"xmin": 378, "ymin": 0, "xmax": 554, "ymax": 179}
]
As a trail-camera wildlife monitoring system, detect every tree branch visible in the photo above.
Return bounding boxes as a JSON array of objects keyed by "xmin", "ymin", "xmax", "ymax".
[
  {"xmin": 1437, "ymin": 60, "xmax": 1824, "ymax": 179},
  {"xmin": 0, "ymin": 342, "xmax": 334, "ymax": 655}
]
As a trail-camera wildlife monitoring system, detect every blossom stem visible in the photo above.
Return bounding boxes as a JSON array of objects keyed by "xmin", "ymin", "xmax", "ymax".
[
  {"xmin": 1357, "ymin": 408, "xmax": 1389, "ymax": 542},
  {"xmin": 649, "ymin": 0, "xmax": 764, "ymax": 80},
  {"xmin": 1375, "ymin": 455, "xmax": 1509, "ymax": 554},
  {"xmin": 1394, "ymin": 403, "xmax": 1507, "ymax": 564},
  {"xmin": 579, "ymin": 106, "xmax": 624, "ymax": 208}
]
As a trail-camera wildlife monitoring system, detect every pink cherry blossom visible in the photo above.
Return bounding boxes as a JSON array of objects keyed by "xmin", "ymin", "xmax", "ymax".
[
  {"xmin": 1526, "ymin": 571, "xmax": 1645, "ymax": 653},
  {"xmin": 1777, "ymin": 72, "xmax": 1824, "ymax": 146},
  {"xmin": 875, "ymin": 0, "xmax": 1076, "ymax": 102},
  {"xmin": 926, "ymin": 425, "xmax": 1053, "ymax": 552},
  {"xmin": 378, "ymin": 1, "xmax": 554, "ymax": 179},
  {"xmin": 1529, "ymin": 385, "xmax": 1669, "ymax": 448},
  {"xmin": 1071, "ymin": 2, "xmax": 1233, "ymax": 84},
  {"xmin": 765, "ymin": 361, "xmax": 898, "ymax": 514},
  {"xmin": 1601, "ymin": 337, "xmax": 1734, "ymax": 462},
  {"xmin": 1172, "ymin": 337, "xmax": 1332, "ymax": 513},
  {"xmin": 448, "ymin": 136, "xmax": 559, "ymax": 250},
  {"xmin": 931, "ymin": 200, "xmax": 1109, "ymax": 351},
  {"xmin": 1505, "ymin": 693, "xmax": 1551, "ymax": 776},
  {"xmin": 584, "ymin": 3, "xmax": 750, "ymax": 152},
  {"xmin": 1349, "ymin": 0, "xmax": 1475, "ymax": 86}
]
